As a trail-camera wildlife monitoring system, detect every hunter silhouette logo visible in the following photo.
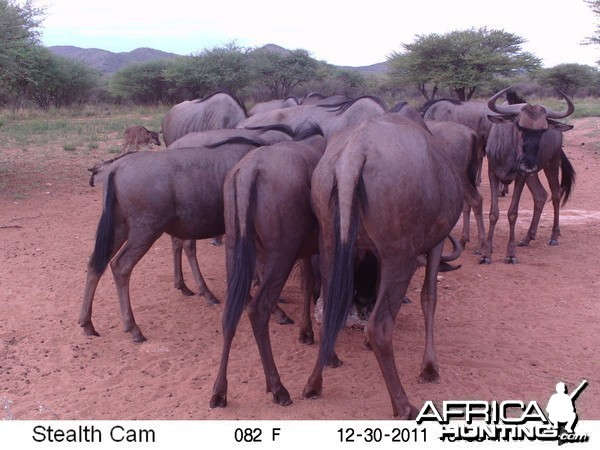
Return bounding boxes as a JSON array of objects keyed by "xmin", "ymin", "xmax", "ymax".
[
  {"xmin": 546, "ymin": 379, "xmax": 589, "ymax": 444},
  {"xmin": 417, "ymin": 380, "xmax": 590, "ymax": 443}
]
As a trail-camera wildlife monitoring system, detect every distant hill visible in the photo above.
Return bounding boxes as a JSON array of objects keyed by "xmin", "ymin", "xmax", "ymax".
[
  {"xmin": 47, "ymin": 44, "xmax": 388, "ymax": 75},
  {"xmin": 48, "ymin": 46, "xmax": 181, "ymax": 74}
]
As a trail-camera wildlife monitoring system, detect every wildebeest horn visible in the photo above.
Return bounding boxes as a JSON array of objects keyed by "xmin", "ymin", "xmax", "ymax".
[
  {"xmin": 544, "ymin": 90, "xmax": 575, "ymax": 119},
  {"xmin": 487, "ymin": 87, "xmax": 526, "ymax": 115}
]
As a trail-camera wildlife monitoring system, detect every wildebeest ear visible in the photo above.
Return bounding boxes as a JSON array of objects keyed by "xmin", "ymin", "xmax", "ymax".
[
  {"xmin": 547, "ymin": 119, "xmax": 574, "ymax": 132},
  {"xmin": 487, "ymin": 114, "xmax": 515, "ymax": 124}
]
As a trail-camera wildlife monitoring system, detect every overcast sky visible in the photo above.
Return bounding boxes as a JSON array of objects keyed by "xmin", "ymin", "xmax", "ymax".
[{"xmin": 40, "ymin": 0, "xmax": 599, "ymax": 68}]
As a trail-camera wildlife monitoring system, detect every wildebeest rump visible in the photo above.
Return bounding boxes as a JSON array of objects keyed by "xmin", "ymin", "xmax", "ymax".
[
  {"xmin": 122, "ymin": 125, "xmax": 161, "ymax": 154},
  {"xmin": 481, "ymin": 87, "xmax": 575, "ymax": 264},
  {"xmin": 210, "ymin": 127, "xmax": 327, "ymax": 408},
  {"xmin": 302, "ymin": 113, "xmax": 463, "ymax": 418},
  {"xmin": 80, "ymin": 136, "xmax": 270, "ymax": 343}
]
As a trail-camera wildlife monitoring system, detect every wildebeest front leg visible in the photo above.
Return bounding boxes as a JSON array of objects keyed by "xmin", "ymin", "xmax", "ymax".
[
  {"xmin": 171, "ymin": 237, "xmax": 194, "ymax": 296},
  {"xmin": 505, "ymin": 177, "xmax": 528, "ymax": 264},
  {"xmin": 481, "ymin": 169, "xmax": 501, "ymax": 264},
  {"xmin": 518, "ymin": 174, "xmax": 548, "ymax": 247},
  {"xmin": 366, "ymin": 262, "xmax": 419, "ymax": 419},
  {"xmin": 181, "ymin": 238, "xmax": 220, "ymax": 305},
  {"xmin": 419, "ymin": 241, "xmax": 444, "ymax": 383}
]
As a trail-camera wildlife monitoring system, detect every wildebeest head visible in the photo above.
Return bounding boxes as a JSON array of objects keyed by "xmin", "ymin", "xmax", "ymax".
[{"xmin": 487, "ymin": 87, "xmax": 574, "ymax": 175}]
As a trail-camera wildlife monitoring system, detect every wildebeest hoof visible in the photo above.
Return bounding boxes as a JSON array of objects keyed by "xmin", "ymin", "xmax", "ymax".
[
  {"xmin": 418, "ymin": 366, "xmax": 440, "ymax": 384},
  {"xmin": 301, "ymin": 386, "xmax": 322, "ymax": 400},
  {"xmin": 205, "ymin": 296, "xmax": 220, "ymax": 306},
  {"xmin": 402, "ymin": 296, "xmax": 411, "ymax": 304},
  {"xmin": 394, "ymin": 404, "xmax": 420, "ymax": 420},
  {"xmin": 209, "ymin": 394, "xmax": 227, "ymax": 408},
  {"xmin": 504, "ymin": 256, "xmax": 518, "ymax": 264},
  {"xmin": 479, "ymin": 256, "xmax": 492, "ymax": 264},
  {"xmin": 272, "ymin": 388, "xmax": 292, "ymax": 406},
  {"xmin": 132, "ymin": 335, "xmax": 147, "ymax": 343},
  {"xmin": 277, "ymin": 317, "xmax": 294, "ymax": 325},
  {"xmin": 327, "ymin": 354, "xmax": 343, "ymax": 368},
  {"xmin": 81, "ymin": 323, "xmax": 100, "ymax": 337},
  {"xmin": 548, "ymin": 239, "xmax": 559, "ymax": 246},
  {"xmin": 177, "ymin": 286, "xmax": 195, "ymax": 296}
]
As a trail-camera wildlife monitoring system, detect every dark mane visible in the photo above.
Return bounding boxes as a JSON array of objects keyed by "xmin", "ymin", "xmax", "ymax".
[
  {"xmin": 293, "ymin": 122, "xmax": 324, "ymax": 141},
  {"xmin": 199, "ymin": 88, "xmax": 249, "ymax": 117},
  {"xmin": 205, "ymin": 135, "xmax": 266, "ymax": 149},
  {"xmin": 244, "ymin": 123, "xmax": 295, "ymax": 137},
  {"xmin": 389, "ymin": 101, "xmax": 409, "ymax": 113},
  {"xmin": 321, "ymin": 95, "xmax": 386, "ymax": 115},
  {"xmin": 419, "ymin": 98, "xmax": 463, "ymax": 115}
]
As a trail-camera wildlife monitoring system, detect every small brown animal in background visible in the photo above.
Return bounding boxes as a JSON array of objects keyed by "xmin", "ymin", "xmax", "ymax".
[{"xmin": 122, "ymin": 125, "xmax": 162, "ymax": 153}]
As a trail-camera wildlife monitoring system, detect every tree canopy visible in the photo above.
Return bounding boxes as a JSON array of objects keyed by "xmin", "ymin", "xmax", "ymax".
[{"xmin": 387, "ymin": 27, "xmax": 541, "ymax": 100}]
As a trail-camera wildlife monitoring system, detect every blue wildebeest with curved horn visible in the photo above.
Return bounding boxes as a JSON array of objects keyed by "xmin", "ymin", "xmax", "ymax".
[{"xmin": 481, "ymin": 87, "xmax": 575, "ymax": 264}]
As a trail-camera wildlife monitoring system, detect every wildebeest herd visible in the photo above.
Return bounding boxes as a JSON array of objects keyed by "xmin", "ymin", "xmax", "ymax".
[{"xmin": 80, "ymin": 88, "xmax": 576, "ymax": 419}]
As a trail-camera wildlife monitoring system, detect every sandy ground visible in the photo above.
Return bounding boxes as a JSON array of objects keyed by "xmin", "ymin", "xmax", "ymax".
[{"xmin": 1, "ymin": 117, "xmax": 598, "ymax": 421}]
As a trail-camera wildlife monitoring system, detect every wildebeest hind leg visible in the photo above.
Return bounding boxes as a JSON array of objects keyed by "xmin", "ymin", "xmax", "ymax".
[
  {"xmin": 171, "ymin": 237, "xmax": 194, "ymax": 296},
  {"xmin": 181, "ymin": 238, "xmax": 219, "ymax": 305},
  {"xmin": 366, "ymin": 262, "xmax": 418, "ymax": 419},
  {"xmin": 79, "ymin": 219, "xmax": 128, "ymax": 337},
  {"xmin": 111, "ymin": 232, "xmax": 161, "ymax": 342},
  {"xmin": 247, "ymin": 257, "xmax": 297, "ymax": 406}
]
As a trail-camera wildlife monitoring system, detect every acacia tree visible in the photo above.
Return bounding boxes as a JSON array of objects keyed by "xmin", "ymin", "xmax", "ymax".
[
  {"xmin": 111, "ymin": 60, "xmax": 174, "ymax": 105},
  {"xmin": 165, "ymin": 42, "xmax": 251, "ymax": 101},
  {"xmin": 249, "ymin": 48, "xmax": 319, "ymax": 98},
  {"xmin": 537, "ymin": 63, "xmax": 598, "ymax": 96},
  {"xmin": 388, "ymin": 27, "xmax": 541, "ymax": 100}
]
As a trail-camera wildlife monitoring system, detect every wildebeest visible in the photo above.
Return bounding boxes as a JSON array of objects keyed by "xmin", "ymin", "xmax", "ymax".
[
  {"xmin": 80, "ymin": 133, "xmax": 287, "ymax": 343},
  {"xmin": 161, "ymin": 89, "xmax": 248, "ymax": 147},
  {"xmin": 392, "ymin": 102, "xmax": 485, "ymax": 252},
  {"xmin": 161, "ymin": 89, "xmax": 249, "ymax": 296},
  {"xmin": 165, "ymin": 125, "xmax": 305, "ymax": 301},
  {"xmin": 422, "ymin": 97, "xmax": 492, "ymax": 186},
  {"xmin": 121, "ymin": 125, "xmax": 161, "ymax": 153},
  {"xmin": 302, "ymin": 113, "xmax": 463, "ymax": 418},
  {"xmin": 480, "ymin": 87, "xmax": 575, "ymax": 264},
  {"xmin": 210, "ymin": 126, "xmax": 327, "ymax": 408}
]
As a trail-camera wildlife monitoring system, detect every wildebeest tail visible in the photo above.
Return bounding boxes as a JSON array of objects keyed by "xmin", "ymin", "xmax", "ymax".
[
  {"xmin": 90, "ymin": 171, "xmax": 116, "ymax": 275},
  {"xmin": 467, "ymin": 133, "xmax": 478, "ymax": 188},
  {"xmin": 222, "ymin": 170, "xmax": 258, "ymax": 333},
  {"xmin": 318, "ymin": 160, "xmax": 367, "ymax": 368},
  {"xmin": 560, "ymin": 149, "xmax": 575, "ymax": 205}
]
